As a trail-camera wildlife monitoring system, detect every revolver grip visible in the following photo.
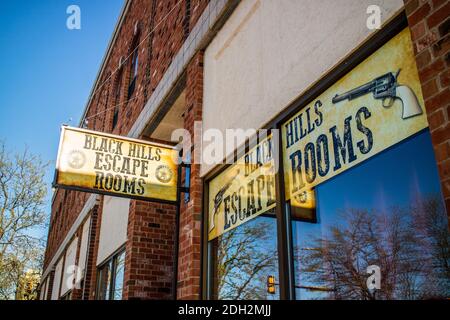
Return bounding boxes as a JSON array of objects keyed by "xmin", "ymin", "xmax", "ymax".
[
  {"xmin": 209, "ymin": 211, "xmax": 216, "ymax": 232},
  {"xmin": 396, "ymin": 85, "xmax": 423, "ymax": 119}
]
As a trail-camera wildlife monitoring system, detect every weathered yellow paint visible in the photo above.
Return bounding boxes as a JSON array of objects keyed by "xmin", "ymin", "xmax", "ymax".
[
  {"xmin": 208, "ymin": 136, "xmax": 275, "ymax": 240},
  {"xmin": 282, "ymin": 28, "xmax": 428, "ymax": 209},
  {"xmin": 55, "ymin": 126, "xmax": 178, "ymax": 202}
]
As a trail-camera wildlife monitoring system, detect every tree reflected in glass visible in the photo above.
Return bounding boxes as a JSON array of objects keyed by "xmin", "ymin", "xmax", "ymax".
[
  {"xmin": 295, "ymin": 195, "xmax": 449, "ymax": 300},
  {"xmin": 212, "ymin": 215, "xmax": 279, "ymax": 300},
  {"xmin": 113, "ymin": 251, "xmax": 125, "ymax": 300},
  {"xmin": 293, "ymin": 131, "xmax": 450, "ymax": 300}
]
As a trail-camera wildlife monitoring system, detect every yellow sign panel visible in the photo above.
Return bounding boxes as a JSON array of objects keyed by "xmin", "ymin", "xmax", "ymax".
[
  {"xmin": 208, "ymin": 136, "xmax": 276, "ymax": 240},
  {"xmin": 54, "ymin": 126, "xmax": 178, "ymax": 202},
  {"xmin": 282, "ymin": 28, "xmax": 428, "ymax": 209}
]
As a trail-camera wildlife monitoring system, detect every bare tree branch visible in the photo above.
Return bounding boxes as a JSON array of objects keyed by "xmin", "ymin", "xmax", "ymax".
[{"xmin": 0, "ymin": 142, "xmax": 48, "ymax": 300}]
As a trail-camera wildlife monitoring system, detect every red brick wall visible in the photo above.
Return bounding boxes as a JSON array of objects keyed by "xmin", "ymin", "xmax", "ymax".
[
  {"xmin": 123, "ymin": 201, "xmax": 177, "ymax": 299},
  {"xmin": 405, "ymin": 0, "xmax": 450, "ymax": 218},
  {"xmin": 177, "ymin": 50, "xmax": 204, "ymax": 300}
]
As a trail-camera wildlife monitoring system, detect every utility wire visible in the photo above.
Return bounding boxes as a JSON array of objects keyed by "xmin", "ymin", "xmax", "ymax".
[
  {"xmin": 82, "ymin": 0, "xmax": 184, "ymax": 124},
  {"xmin": 84, "ymin": 92, "xmax": 143, "ymax": 121}
]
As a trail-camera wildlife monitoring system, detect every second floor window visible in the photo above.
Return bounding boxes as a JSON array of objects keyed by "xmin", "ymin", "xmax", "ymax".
[
  {"xmin": 112, "ymin": 71, "xmax": 123, "ymax": 130},
  {"xmin": 128, "ymin": 47, "xmax": 138, "ymax": 99}
]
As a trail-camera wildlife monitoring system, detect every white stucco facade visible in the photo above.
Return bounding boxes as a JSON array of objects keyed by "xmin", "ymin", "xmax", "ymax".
[
  {"xmin": 96, "ymin": 196, "xmax": 129, "ymax": 265},
  {"xmin": 61, "ymin": 237, "xmax": 78, "ymax": 295},
  {"xmin": 51, "ymin": 258, "xmax": 63, "ymax": 300}
]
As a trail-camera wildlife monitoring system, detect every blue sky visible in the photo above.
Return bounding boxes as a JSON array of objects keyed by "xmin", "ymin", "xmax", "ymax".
[{"xmin": 0, "ymin": 0, "xmax": 124, "ymax": 234}]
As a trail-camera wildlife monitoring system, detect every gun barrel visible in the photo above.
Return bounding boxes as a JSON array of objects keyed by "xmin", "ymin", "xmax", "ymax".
[{"xmin": 332, "ymin": 80, "xmax": 375, "ymax": 104}]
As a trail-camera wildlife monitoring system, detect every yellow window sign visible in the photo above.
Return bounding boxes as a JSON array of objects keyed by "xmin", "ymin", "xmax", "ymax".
[
  {"xmin": 54, "ymin": 126, "xmax": 178, "ymax": 202},
  {"xmin": 208, "ymin": 136, "xmax": 276, "ymax": 241},
  {"xmin": 282, "ymin": 28, "xmax": 428, "ymax": 210}
]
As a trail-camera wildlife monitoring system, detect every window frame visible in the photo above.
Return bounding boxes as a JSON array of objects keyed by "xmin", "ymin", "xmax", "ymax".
[
  {"xmin": 127, "ymin": 41, "xmax": 139, "ymax": 99},
  {"xmin": 95, "ymin": 246, "xmax": 126, "ymax": 300},
  {"xmin": 60, "ymin": 291, "xmax": 72, "ymax": 300},
  {"xmin": 112, "ymin": 69, "xmax": 123, "ymax": 130},
  {"xmin": 201, "ymin": 12, "xmax": 409, "ymax": 300}
]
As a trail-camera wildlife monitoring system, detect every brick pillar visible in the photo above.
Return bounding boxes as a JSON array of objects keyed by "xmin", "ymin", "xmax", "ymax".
[
  {"xmin": 122, "ymin": 200, "xmax": 177, "ymax": 300},
  {"xmin": 83, "ymin": 201, "xmax": 102, "ymax": 300},
  {"xmin": 404, "ymin": 0, "xmax": 450, "ymax": 219},
  {"xmin": 177, "ymin": 50, "xmax": 204, "ymax": 300}
]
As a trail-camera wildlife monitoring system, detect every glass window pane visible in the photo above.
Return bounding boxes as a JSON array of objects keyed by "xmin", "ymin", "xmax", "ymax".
[
  {"xmin": 112, "ymin": 251, "xmax": 126, "ymax": 300},
  {"xmin": 133, "ymin": 53, "xmax": 138, "ymax": 77},
  {"xmin": 208, "ymin": 135, "xmax": 279, "ymax": 300},
  {"xmin": 97, "ymin": 261, "xmax": 112, "ymax": 300},
  {"xmin": 210, "ymin": 212, "xmax": 279, "ymax": 300},
  {"xmin": 292, "ymin": 131, "xmax": 450, "ymax": 300}
]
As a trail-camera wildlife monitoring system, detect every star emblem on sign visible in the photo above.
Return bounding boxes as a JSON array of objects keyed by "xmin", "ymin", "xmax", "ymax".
[
  {"xmin": 155, "ymin": 165, "xmax": 173, "ymax": 183},
  {"xmin": 67, "ymin": 150, "xmax": 86, "ymax": 169}
]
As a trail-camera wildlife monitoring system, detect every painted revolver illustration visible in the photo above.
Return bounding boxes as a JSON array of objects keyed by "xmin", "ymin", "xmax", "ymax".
[
  {"xmin": 332, "ymin": 70, "xmax": 422, "ymax": 119},
  {"xmin": 209, "ymin": 169, "xmax": 240, "ymax": 233}
]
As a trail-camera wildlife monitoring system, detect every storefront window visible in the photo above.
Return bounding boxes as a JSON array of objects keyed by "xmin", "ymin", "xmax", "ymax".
[
  {"xmin": 97, "ymin": 260, "xmax": 112, "ymax": 300},
  {"xmin": 210, "ymin": 212, "xmax": 279, "ymax": 300},
  {"xmin": 208, "ymin": 135, "xmax": 279, "ymax": 299},
  {"xmin": 96, "ymin": 249, "xmax": 125, "ymax": 300},
  {"xmin": 113, "ymin": 251, "xmax": 125, "ymax": 300},
  {"xmin": 206, "ymin": 28, "xmax": 449, "ymax": 300},
  {"xmin": 292, "ymin": 131, "xmax": 450, "ymax": 299},
  {"xmin": 278, "ymin": 28, "xmax": 449, "ymax": 300}
]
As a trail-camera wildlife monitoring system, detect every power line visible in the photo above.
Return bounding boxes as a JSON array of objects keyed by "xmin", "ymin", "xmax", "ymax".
[
  {"xmin": 84, "ymin": 92, "xmax": 142, "ymax": 121},
  {"xmin": 82, "ymin": 0, "xmax": 184, "ymax": 124}
]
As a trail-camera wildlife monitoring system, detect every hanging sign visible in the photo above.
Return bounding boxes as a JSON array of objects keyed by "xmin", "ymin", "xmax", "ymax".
[
  {"xmin": 208, "ymin": 135, "xmax": 276, "ymax": 240},
  {"xmin": 282, "ymin": 28, "xmax": 428, "ymax": 211},
  {"xmin": 54, "ymin": 126, "xmax": 178, "ymax": 202}
]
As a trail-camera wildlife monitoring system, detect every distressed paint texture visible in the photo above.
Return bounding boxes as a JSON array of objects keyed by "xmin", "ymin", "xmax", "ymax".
[{"xmin": 282, "ymin": 28, "xmax": 428, "ymax": 208}]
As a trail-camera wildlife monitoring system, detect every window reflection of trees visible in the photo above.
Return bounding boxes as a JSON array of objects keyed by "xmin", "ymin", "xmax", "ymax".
[
  {"xmin": 113, "ymin": 251, "xmax": 125, "ymax": 300},
  {"xmin": 295, "ymin": 195, "xmax": 450, "ymax": 300},
  {"xmin": 215, "ymin": 217, "xmax": 279, "ymax": 300}
]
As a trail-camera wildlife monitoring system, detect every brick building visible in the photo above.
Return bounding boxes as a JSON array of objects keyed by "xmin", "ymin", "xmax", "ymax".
[{"xmin": 39, "ymin": 0, "xmax": 450, "ymax": 300}]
